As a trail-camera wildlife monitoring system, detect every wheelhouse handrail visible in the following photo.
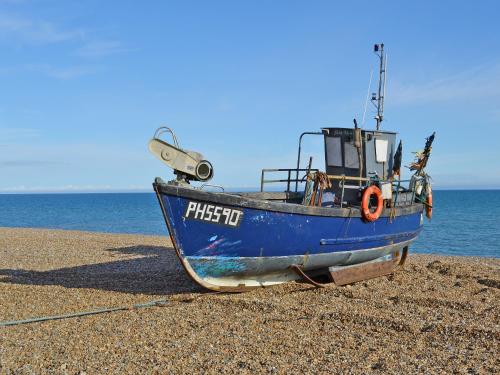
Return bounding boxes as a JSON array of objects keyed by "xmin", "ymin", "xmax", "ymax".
[
  {"xmin": 327, "ymin": 174, "xmax": 419, "ymax": 184},
  {"xmin": 323, "ymin": 174, "xmax": 424, "ymax": 208},
  {"xmin": 327, "ymin": 174, "xmax": 371, "ymax": 182},
  {"xmin": 261, "ymin": 169, "xmax": 424, "ymax": 209}
]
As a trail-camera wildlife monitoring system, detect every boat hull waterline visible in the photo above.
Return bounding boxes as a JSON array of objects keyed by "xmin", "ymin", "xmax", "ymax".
[{"xmin": 154, "ymin": 182, "xmax": 424, "ymax": 291}]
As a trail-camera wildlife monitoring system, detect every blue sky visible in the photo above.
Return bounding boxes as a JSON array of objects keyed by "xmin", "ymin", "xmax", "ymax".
[{"xmin": 0, "ymin": 0, "xmax": 499, "ymax": 192}]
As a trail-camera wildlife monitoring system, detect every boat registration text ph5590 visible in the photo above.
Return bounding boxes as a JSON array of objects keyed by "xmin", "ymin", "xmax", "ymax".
[{"xmin": 184, "ymin": 201, "xmax": 243, "ymax": 228}]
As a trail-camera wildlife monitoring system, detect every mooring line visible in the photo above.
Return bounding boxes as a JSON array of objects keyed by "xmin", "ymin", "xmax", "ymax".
[
  {"xmin": 0, "ymin": 299, "xmax": 169, "ymax": 327},
  {"xmin": 1, "ymin": 291, "xmax": 232, "ymax": 328},
  {"xmin": 289, "ymin": 264, "xmax": 328, "ymax": 288}
]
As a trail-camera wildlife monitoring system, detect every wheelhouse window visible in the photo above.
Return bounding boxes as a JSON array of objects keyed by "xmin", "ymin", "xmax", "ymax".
[
  {"xmin": 325, "ymin": 137, "xmax": 342, "ymax": 167},
  {"xmin": 375, "ymin": 139, "xmax": 389, "ymax": 163},
  {"xmin": 344, "ymin": 142, "xmax": 360, "ymax": 169}
]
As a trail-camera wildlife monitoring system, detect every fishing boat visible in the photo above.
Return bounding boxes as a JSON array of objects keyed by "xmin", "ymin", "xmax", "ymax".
[{"xmin": 150, "ymin": 44, "xmax": 435, "ymax": 292}]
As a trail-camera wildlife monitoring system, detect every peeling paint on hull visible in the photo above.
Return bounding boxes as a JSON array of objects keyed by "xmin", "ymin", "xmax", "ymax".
[{"xmin": 184, "ymin": 240, "xmax": 413, "ymax": 288}]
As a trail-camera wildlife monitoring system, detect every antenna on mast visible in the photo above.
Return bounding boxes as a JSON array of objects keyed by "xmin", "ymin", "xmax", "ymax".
[
  {"xmin": 361, "ymin": 67, "xmax": 373, "ymax": 127},
  {"xmin": 371, "ymin": 43, "xmax": 387, "ymax": 130}
]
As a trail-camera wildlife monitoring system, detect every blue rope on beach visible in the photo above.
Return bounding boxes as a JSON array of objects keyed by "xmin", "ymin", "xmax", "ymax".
[{"xmin": 0, "ymin": 299, "xmax": 168, "ymax": 327}]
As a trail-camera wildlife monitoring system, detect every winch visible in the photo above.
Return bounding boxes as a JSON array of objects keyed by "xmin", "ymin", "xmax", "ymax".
[{"xmin": 148, "ymin": 127, "xmax": 213, "ymax": 184}]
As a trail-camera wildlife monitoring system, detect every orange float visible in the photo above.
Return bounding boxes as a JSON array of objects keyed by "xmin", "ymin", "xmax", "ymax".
[
  {"xmin": 361, "ymin": 185, "xmax": 383, "ymax": 222},
  {"xmin": 426, "ymin": 191, "xmax": 433, "ymax": 219}
]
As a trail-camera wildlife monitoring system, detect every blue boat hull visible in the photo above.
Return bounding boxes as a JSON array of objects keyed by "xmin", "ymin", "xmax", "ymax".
[{"xmin": 154, "ymin": 182, "xmax": 424, "ymax": 291}]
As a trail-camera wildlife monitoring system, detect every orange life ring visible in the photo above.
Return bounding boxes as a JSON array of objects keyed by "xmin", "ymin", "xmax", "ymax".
[
  {"xmin": 361, "ymin": 185, "xmax": 383, "ymax": 222},
  {"xmin": 426, "ymin": 192, "xmax": 433, "ymax": 219}
]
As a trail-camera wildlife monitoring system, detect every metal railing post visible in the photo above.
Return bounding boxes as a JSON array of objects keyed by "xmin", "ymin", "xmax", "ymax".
[
  {"xmin": 260, "ymin": 168, "xmax": 319, "ymax": 193},
  {"xmin": 295, "ymin": 131, "xmax": 324, "ymax": 192},
  {"xmin": 340, "ymin": 175, "xmax": 345, "ymax": 208}
]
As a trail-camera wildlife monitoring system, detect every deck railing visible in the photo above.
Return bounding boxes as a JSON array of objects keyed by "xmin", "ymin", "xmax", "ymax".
[
  {"xmin": 326, "ymin": 174, "xmax": 424, "ymax": 208},
  {"xmin": 260, "ymin": 168, "xmax": 318, "ymax": 192},
  {"xmin": 261, "ymin": 169, "xmax": 425, "ymax": 208}
]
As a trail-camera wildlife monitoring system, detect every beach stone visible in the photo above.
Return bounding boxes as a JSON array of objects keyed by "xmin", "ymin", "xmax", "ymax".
[{"xmin": 0, "ymin": 227, "xmax": 498, "ymax": 374}]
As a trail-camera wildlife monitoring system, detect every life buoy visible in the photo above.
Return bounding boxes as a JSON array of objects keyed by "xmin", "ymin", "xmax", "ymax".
[
  {"xmin": 361, "ymin": 185, "xmax": 383, "ymax": 222},
  {"xmin": 426, "ymin": 191, "xmax": 433, "ymax": 219}
]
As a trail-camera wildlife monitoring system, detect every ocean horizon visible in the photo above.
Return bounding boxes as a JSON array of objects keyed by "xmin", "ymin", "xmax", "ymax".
[
  {"xmin": 0, "ymin": 190, "xmax": 498, "ymax": 258},
  {"xmin": 1, "ymin": 187, "xmax": 499, "ymax": 194}
]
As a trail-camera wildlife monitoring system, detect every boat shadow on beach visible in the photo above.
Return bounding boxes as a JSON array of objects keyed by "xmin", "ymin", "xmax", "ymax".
[{"xmin": 0, "ymin": 245, "xmax": 204, "ymax": 295}]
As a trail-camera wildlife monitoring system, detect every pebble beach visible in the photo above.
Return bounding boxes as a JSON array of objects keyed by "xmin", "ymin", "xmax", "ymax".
[{"xmin": 0, "ymin": 227, "xmax": 498, "ymax": 374}]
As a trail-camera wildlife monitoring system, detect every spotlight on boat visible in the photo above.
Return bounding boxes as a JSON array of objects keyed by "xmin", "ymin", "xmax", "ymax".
[
  {"xmin": 195, "ymin": 160, "xmax": 213, "ymax": 181},
  {"xmin": 149, "ymin": 127, "xmax": 214, "ymax": 184}
]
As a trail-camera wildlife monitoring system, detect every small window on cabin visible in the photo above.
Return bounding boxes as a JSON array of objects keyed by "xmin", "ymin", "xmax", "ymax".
[
  {"xmin": 375, "ymin": 139, "xmax": 389, "ymax": 163},
  {"xmin": 344, "ymin": 142, "xmax": 360, "ymax": 169},
  {"xmin": 326, "ymin": 137, "xmax": 342, "ymax": 167}
]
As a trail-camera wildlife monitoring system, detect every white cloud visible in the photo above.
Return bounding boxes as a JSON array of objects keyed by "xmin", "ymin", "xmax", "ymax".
[
  {"xmin": 0, "ymin": 140, "xmax": 160, "ymax": 191},
  {"xmin": 0, "ymin": 13, "xmax": 126, "ymax": 81},
  {"xmin": 0, "ymin": 13, "xmax": 84, "ymax": 44},
  {"xmin": 487, "ymin": 108, "xmax": 500, "ymax": 122},
  {"xmin": 0, "ymin": 127, "xmax": 40, "ymax": 141},
  {"xmin": 26, "ymin": 63, "xmax": 97, "ymax": 79},
  {"xmin": 75, "ymin": 40, "xmax": 131, "ymax": 58},
  {"xmin": 390, "ymin": 63, "xmax": 500, "ymax": 105},
  {"xmin": 0, "ymin": 160, "xmax": 64, "ymax": 167}
]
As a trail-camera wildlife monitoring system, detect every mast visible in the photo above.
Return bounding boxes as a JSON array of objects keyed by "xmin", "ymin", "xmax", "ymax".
[{"xmin": 372, "ymin": 43, "xmax": 386, "ymax": 130}]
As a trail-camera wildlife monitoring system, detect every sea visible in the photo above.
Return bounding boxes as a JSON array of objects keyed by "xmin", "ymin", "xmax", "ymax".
[{"xmin": 0, "ymin": 190, "xmax": 498, "ymax": 258}]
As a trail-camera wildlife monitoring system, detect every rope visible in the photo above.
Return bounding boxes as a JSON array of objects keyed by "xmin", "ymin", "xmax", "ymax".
[
  {"xmin": 1, "ymin": 290, "xmax": 230, "ymax": 328},
  {"xmin": 302, "ymin": 175, "xmax": 314, "ymax": 205},
  {"xmin": 414, "ymin": 194, "xmax": 433, "ymax": 208},
  {"xmin": 396, "ymin": 246, "xmax": 409, "ymax": 270},
  {"xmin": 289, "ymin": 264, "xmax": 328, "ymax": 288},
  {"xmin": 304, "ymin": 172, "xmax": 332, "ymax": 206},
  {"xmin": 0, "ymin": 299, "xmax": 168, "ymax": 327},
  {"xmin": 390, "ymin": 176, "xmax": 400, "ymax": 222}
]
